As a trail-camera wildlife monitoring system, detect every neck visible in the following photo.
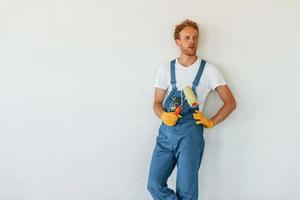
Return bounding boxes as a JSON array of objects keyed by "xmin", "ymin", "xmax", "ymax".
[{"xmin": 178, "ymin": 54, "xmax": 198, "ymax": 67}]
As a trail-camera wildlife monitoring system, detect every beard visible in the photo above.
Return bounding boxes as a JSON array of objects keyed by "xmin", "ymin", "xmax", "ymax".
[{"xmin": 181, "ymin": 46, "xmax": 197, "ymax": 56}]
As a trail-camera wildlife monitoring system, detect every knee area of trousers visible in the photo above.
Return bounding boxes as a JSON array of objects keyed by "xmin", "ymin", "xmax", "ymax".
[
  {"xmin": 177, "ymin": 183, "xmax": 198, "ymax": 199},
  {"xmin": 147, "ymin": 176, "xmax": 162, "ymax": 193}
]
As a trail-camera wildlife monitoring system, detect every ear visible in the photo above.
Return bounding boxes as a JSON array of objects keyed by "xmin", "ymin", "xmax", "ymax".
[{"xmin": 175, "ymin": 39, "xmax": 180, "ymax": 47}]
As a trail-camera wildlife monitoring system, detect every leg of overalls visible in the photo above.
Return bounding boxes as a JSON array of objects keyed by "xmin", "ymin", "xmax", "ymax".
[
  {"xmin": 174, "ymin": 123, "xmax": 205, "ymax": 200},
  {"xmin": 147, "ymin": 125, "xmax": 179, "ymax": 200}
]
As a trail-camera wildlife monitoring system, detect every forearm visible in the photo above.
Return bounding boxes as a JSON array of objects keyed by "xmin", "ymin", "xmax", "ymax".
[
  {"xmin": 153, "ymin": 102, "xmax": 165, "ymax": 118},
  {"xmin": 211, "ymin": 102, "xmax": 236, "ymax": 126}
]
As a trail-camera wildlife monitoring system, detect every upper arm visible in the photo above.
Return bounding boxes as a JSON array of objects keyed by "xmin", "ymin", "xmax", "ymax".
[
  {"xmin": 154, "ymin": 87, "xmax": 166, "ymax": 104},
  {"xmin": 215, "ymin": 85, "xmax": 236, "ymax": 106}
]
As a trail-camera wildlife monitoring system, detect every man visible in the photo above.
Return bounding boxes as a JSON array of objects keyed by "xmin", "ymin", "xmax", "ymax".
[{"xmin": 147, "ymin": 19, "xmax": 236, "ymax": 200}]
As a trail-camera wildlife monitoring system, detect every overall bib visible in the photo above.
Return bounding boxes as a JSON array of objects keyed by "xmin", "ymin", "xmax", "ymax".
[{"xmin": 147, "ymin": 59, "xmax": 206, "ymax": 200}]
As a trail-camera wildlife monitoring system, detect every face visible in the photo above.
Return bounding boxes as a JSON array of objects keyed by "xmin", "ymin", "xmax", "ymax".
[{"xmin": 176, "ymin": 26, "xmax": 199, "ymax": 56}]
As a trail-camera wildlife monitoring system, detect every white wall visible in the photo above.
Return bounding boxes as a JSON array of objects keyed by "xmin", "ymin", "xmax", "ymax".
[{"xmin": 0, "ymin": 0, "xmax": 299, "ymax": 199}]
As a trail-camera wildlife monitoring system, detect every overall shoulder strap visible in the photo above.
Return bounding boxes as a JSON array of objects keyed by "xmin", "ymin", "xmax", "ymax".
[
  {"xmin": 192, "ymin": 59, "xmax": 206, "ymax": 90},
  {"xmin": 170, "ymin": 59, "xmax": 177, "ymax": 90}
]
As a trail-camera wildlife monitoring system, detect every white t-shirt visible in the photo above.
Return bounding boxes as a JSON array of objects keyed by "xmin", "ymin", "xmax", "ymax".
[{"xmin": 155, "ymin": 57, "xmax": 227, "ymax": 111}]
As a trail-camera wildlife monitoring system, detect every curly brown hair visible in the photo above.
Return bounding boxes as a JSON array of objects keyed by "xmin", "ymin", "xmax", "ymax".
[{"xmin": 174, "ymin": 19, "xmax": 199, "ymax": 40}]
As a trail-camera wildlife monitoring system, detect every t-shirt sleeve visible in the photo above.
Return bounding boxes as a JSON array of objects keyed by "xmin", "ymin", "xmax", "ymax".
[
  {"xmin": 154, "ymin": 66, "xmax": 168, "ymax": 89},
  {"xmin": 208, "ymin": 64, "xmax": 227, "ymax": 91}
]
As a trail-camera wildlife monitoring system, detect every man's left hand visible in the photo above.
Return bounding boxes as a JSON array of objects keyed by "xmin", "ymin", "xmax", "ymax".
[{"xmin": 193, "ymin": 110, "xmax": 214, "ymax": 128}]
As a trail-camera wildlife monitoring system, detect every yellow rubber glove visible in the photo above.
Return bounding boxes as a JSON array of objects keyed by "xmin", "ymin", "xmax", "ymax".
[
  {"xmin": 160, "ymin": 111, "xmax": 181, "ymax": 126},
  {"xmin": 193, "ymin": 110, "xmax": 214, "ymax": 128}
]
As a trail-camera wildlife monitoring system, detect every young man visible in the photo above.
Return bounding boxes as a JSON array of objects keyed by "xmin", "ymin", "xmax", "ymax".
[{"xmin": 147, "ymin": 19, "xmax": 237, "ymax": 200}]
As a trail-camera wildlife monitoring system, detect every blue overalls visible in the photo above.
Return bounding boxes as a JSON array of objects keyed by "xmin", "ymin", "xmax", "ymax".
[{"xmin": 147, "ymin": 59, "xmax": 206, "ymax": 200}]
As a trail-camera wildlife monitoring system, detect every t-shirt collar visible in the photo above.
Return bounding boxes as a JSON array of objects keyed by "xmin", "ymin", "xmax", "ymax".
[{"xmin": 175, "ymin": 57, "xmax": 200, "ymax": 68}]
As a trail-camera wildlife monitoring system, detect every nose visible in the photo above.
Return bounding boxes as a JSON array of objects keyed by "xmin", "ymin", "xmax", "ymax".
[
  {"xmin": 189, "ymin": 38, "xmax": 197, "ymax": 44},
  {"xmin": 189, "ymin": 40, "xmax": 196, "ymax": 46}
]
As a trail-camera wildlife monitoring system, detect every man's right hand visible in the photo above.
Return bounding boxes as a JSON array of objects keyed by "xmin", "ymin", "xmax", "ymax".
[{"xmin": 160, "ymin": 111, "xmax": 181, "ymax": 126}]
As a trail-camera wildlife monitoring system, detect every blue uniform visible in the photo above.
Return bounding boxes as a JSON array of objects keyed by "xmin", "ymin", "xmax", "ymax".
[{"xmin": 147, "ymin": 59, "xmax": 206, "ymax": 200}]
